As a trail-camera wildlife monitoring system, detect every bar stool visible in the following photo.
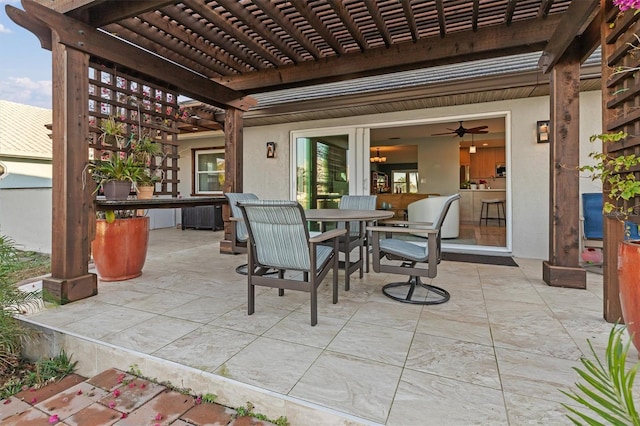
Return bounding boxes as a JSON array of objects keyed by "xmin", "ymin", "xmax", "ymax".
[{"xmin": 479, "ymin": 199, "xmax": 505, "ymax": 226}]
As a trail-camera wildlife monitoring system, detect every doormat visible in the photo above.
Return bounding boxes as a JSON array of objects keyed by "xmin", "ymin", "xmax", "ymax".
[{"xmin": 442, "ymin": 252, "xmax": 519, "ymax": 267}]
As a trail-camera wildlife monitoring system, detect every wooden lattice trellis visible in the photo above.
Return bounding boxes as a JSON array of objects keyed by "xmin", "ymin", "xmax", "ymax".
[
  {"xmin": 87, "ymin": 63, "xmax": 181, "ymax": 197},
  {"xmin": 603, "ymin": 7, "xmax": 640, "ymax": 222}
]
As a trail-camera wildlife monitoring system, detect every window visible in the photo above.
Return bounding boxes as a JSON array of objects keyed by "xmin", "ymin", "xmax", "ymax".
[
  {"xmin": 392, "ymin": 170, "xmax": 418, "ymax": 193},
  {"xmin": 194, "ymin": 149, "xmax": 225, "ymax": 194}
]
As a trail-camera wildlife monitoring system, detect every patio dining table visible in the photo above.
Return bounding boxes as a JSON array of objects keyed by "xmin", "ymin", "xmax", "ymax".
[{"xmin": 305, "ymin": 209, "xmax": 394, "ymax": 290}]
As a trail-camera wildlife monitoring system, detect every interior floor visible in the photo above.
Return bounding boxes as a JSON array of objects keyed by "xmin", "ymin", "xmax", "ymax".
[{"xmin": 445, "ymin": 222, "xmax": 507, "ymax": 247}]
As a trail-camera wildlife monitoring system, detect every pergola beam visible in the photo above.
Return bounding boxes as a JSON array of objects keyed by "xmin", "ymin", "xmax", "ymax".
[{"xmin": 538, "ymin": 0, "xmax": 600, "ymax": 73}]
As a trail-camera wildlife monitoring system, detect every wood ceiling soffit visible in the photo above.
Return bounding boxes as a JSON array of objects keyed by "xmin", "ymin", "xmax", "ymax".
[
  {"xmin": 252, "ymin": 1, "xmax": 321, "ymax": 60},
  {"xmin": 290, "ymin": 1, "xmax": 344, "ymax": 56},
  {"xmin": 215, "ymin": 0, "xmax": 305, "ymax": 63},
  {"xmin": 136, "ymin": 9, "xmax": 251, "ymax": 73},
  {"xmin": 19, "ymin": 0, "xmax": 255, "ymax": 111},
  {"xmin": 102, "ymin": 22, "xmax": 222, "ymax": 78},
  {"xmin": 538, "ymin": 0, "xmax": 600, "ymax": 73},
  {"xmin": 181, "ymin": 0, "xmax": 283, "ymax": 67},
  {"xmin": 5, "ymin": 5, "xmax": 52, "ymax": 50},
  {"xmin": 72, "ymin": 1, "xmax": 175, "ymax": 27},
  {"xmin": 218, "ymin": 15, "xmax": 562, "ymax": 93}
]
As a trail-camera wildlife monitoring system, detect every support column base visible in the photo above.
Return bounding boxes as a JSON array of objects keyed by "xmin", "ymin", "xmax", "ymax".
[
  {"xmin": 542, "ymin": 261, "xmax": 586, "ymax": 289},
  {"xmin": 42, "ymin": 274, "xmax": 98, "ymax": 305},
  {"xmin": 220, "ymin": 240, "xmax": 234, "ymax": 254}
]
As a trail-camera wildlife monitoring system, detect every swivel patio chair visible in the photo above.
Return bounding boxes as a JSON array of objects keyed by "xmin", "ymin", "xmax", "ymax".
[
  {"xmin": 236, "ymin": 200, "xmax": 346, "ymax": 326},
  {"xmin": 336, "ymin": 195, "xmax": 377, "ymax": 286},
  {"xmin": 368, "ymin": 193, "xmax": 460, "ymax": 305},
  {"xmin": 225, "ymin": 192, "xmax": 275, "ymax": 276}
]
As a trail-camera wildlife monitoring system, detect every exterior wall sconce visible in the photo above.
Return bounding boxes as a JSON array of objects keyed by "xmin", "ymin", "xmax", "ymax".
[
  {"xmin": 537, "ymin": 120, "xmax": 550, "ymax": 143},
  {"xmin": 370, "ymin": 147, "xmax": 387, "ymax": 163},
  {"xmin": 266, "ymin": 141, "xmax": 276, "ymax": 158}
]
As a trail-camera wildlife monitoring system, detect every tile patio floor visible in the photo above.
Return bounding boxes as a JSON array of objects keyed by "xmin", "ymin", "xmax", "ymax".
[{"xmin": 11, "ymin": 228, "xmax": 638, "ymax": 425}]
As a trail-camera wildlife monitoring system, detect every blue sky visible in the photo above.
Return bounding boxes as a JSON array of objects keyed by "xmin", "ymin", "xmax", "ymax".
[{"xmin": 0, "ymin": 0, "xmax": 52, "ymax": 108}]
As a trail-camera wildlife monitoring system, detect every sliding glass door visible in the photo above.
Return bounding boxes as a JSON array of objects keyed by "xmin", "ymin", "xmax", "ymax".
[{"xmin": 291, "ymin": 128, "xmax": 361, "ymax": 210}]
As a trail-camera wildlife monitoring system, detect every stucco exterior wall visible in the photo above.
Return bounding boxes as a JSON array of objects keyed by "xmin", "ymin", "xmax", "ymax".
[
  {"xmin": 175, "ymin": 91, "xmax": 602, "ymax": 260},
  {"xmin": 0, "ymin": 188, "xmax": 52, "ymax": 253}
]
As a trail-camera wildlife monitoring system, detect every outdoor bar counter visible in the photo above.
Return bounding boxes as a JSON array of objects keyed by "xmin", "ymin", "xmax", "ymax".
[{"xmin": 94, "ymin": 196, "xmax": 228, "ymax": 211}]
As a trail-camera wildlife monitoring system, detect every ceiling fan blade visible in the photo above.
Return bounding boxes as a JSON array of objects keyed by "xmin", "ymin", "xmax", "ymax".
[
  {"xmin": 431, "ymin": 127, "xmax": 458, "ymax": 136},
  {"xmin": 465, "ymin": 125, "xmax": 489, "ymax": 132},
  {"xmin": 467, "ymin": 129, "xmax": 489, "ymax": 134}
]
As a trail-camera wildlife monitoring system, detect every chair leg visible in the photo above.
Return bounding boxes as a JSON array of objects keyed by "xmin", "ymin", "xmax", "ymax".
[
  {"xmin": 310, "ymin": 278, "xmax": 318, "ymax": 326},
  {"xmin": 248, "ymin": 280, "xmax": 255, "ymax": 315},
  {"xmin": 382, "ymin": 276, "xmax": 450, "ymax": 305},
  {"xmin": 345, "ymin": 245, "xmax": 351, "ymax": 291}
]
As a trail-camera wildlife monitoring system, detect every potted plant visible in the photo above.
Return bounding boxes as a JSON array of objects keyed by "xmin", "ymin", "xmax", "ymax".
[
  {"xmin": 130, "ymin": 132, "xmax": 164, "ymax": 199},
  {"xmin": 86, "ymin": 117, "xmax": 152, "ymax": 281},
  {"xmin": 88, "ymin": 151, "xmax": 146, "ymax": 200},
  {"xmin": 581, "ymin": 130, "xmax": 640, "ymax": 351}
]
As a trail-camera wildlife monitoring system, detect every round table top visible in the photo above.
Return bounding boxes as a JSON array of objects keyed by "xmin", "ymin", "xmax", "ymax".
[{"xmin": 304, "ymin": 209, "xmax": 394, "ymax": 221}]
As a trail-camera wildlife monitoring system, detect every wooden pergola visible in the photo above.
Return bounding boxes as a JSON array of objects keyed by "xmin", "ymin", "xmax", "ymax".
[{"xmin": 7, "ymin": 0, "xmax": 632, "ymax": 322}]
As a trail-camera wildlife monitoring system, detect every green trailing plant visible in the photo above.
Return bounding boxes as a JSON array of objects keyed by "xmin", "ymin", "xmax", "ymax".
[
  {"xmin": 561, "ymin": 325, "xmax": 640, "ymax": 425},
  {"xmin": 0, "ymin": 235, "xmax": 42, "ymax": 377},
  {"xmin": 580, "ymin": 131, "xmax": 640, "ymax": 222}
]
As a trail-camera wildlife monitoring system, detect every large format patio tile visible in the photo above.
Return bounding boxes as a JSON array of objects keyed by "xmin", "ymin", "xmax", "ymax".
[
  {"xmin": 101, "ymin": 315, "xmax": 202, "ymax": 353},
  {"xmin": 152, "ymin": 324, "xmax": 258, "ymax": 372},
  {"xmin": 290, "ymin": 351, "xmax": 402, "ymax": 424},
  {"xmin": 386, "ymin": 369, "xmax": 508, "ymax": 426},
  {"xmin": 216, "ymin": 336, "xmax": 323, "ymax": 394},
  {"xmin": 406, "ymin": 332, "xmax": 501, "ymax": 389}
]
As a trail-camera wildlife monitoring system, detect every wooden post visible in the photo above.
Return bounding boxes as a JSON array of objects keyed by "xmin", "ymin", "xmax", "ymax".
[
  {"xmin": 542, "ymin": 40, "xmax": 586, "ymax": 289},
  {"xmin": 220, "ymin": 107, "xmax": 244, "ymax": 253},
  {"xmin": 42, "ymin": 33, "xmax": 97, "ymax": 303}
]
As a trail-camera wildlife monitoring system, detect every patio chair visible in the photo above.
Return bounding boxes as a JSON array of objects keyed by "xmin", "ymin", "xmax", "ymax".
[
  {"xmin": 336, "ymin": 195, "xmax": 377, "ymax": 283},
  {"xmin": 236, "ymin": 200, "xmax": 346, "ymax": 326},
  {"xmin": 225, "ymin": 192, "xmax": 275, "ymax": 276},
  {"xmin": 367, "ymin": 193, "xmax": 460, "ymax": 305}
]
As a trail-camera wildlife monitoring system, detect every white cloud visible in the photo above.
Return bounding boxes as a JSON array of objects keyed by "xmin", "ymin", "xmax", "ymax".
[
  {"xmin": 0, "ymin": 24, "xmax": 12, "ymax": 34},
  {"xmin": 0, "ymin": 76, "xmax": 51, "ymax": 109}
]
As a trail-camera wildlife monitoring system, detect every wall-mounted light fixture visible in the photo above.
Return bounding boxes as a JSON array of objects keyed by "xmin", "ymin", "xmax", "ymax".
[
  {"xmin": 370, "ymin": 148, "xmax": 387, "ymax": 163},
  {"xmin": 537, "ymin": 120, "xmax": 550, "ymax": 143},
  {"xmin": 469, "ymin": 135, "xmax": 476, "ymax": 154},
  {"xmin": 266, "ymin": 141, "xmax": 276, "ymax": 158}
]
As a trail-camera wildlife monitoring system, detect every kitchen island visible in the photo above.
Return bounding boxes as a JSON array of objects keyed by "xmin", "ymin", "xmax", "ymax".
[{"xmin": 459, "ymin": 189, "xmax": 506, "ymax": 223}]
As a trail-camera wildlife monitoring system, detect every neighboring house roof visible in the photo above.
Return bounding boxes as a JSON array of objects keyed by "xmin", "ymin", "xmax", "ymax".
[
  {"xmin": 0, "ymin": 173, "xmax": 52, "ymax": 189},
  {"xmin": 0, "ymin": 100, "xmax": 52, "ymax": 160}
]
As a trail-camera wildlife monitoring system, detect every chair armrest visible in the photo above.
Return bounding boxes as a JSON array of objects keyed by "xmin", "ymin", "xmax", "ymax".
[
  {"xmin": 367, "ymin": 225, "xmax": 439, "ymax": 236},
  {"xmin": 309, "ymin": 228, "xmax": 347, "ymax": 243},
  {"xmin": 380, "ymin": 219, "xmax": 434, "ymax": 227}
]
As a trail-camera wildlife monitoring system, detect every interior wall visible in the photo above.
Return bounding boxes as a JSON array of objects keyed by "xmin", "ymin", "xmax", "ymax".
[{"xmin": 417, "ymin": 137, "xmax": 460, "ymax": 195}]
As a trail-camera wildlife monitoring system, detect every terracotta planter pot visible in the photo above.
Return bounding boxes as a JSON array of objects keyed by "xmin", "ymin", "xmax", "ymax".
[
  {"xmin": 92, "ymin": 216, "xmax": 149, "ymax": 281},
  {"xmin": 103, "ymin": 180, "xmax": 132, "ymax": 201},
  {"xmin": 618, "ymin": 240, "xmax": 640, "ymax": 352},
  {"xmin": 136, "ymin": 185, "xmax": 154, "ymax": 199}
]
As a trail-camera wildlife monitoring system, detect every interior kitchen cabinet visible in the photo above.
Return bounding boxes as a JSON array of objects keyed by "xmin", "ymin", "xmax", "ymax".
[{"xmin": 463, "ymin": 147, "xmax": 505, "ymax": 179}]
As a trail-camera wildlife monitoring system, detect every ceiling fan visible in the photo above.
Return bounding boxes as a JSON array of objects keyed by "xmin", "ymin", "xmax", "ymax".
[{"xmin": 431, "ymin": 121, "xmax": 489, "ymax": 137}]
